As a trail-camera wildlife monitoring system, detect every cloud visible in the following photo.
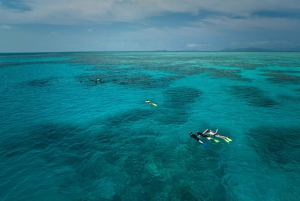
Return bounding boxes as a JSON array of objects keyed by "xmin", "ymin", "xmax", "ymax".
[
  {"xmin": 0, "ymin": 0, "xmax": 299, "ymax": 25},
  {"xmin": 231, "ymin": 40, "xmax": 297, "ymax": 48},
  {"xmin": 197, "ymin": 16, "xmax": 300, "ymax": 32},
  {"xmin": 187, "ymin": 43, "xmax": 197, "ymax": 48},
  {"xmin": 186, "ymin": 43, "xmax": 215, "ymax": 50},
  {"xmin": 0, "ymin": 24, "xmax": 12, "ymax": 29},
  {"xmin": 0, "ymin": 0, "xmax": 299, "ymax": 52},
  {"xmin": 231, "ymin": 41, "xmax": 270, "ymax": 46}
]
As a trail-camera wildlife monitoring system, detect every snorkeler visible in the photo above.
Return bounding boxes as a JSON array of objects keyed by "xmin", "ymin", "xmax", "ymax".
[
  {"xmin": 145, "ymin": 100, "xmax": 157, "ymax": 107},
  {"xmin": 203, "ymin": 129, "xmax": 232, "ymax": 142},
  {"xmin": 197, "ymin": 131, "xmax": 212, "ymax": 140},
  {"xmin": 189, "ymin": 132, "xmax": 207, "ymax": 146}
]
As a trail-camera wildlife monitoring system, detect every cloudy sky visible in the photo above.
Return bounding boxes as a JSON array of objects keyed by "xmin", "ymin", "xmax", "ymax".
[{"xmin": 0, "ymin": 0, "xmax": 300, "ymax": 52}]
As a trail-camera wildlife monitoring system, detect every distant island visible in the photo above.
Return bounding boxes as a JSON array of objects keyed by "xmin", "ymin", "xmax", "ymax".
[
  {"xmin": 220, "ymin": 46, "xmax": 300, "ymax": 52},
  {"xmin": 153, "ymin": 46, "xmax": 300, "ymax": 52},
  {"xmin": 220, "ymin": 47, "xmax": 269, "ymax": 52}
]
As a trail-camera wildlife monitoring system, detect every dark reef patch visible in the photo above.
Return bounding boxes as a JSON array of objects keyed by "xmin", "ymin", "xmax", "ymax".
[
  {"xmin": 228, "ymin": 86, "xmax": 277, "ymax": 107},
  {"xmin": 163, "ymin": 87, "xmax": 202, "ymax": 109},
  {"xmin": 91, "ymin": 105, "xmax": 233, "ymax": 200},
  {"xmin": 179, "ymin": 67, "xmax": 251, "ymax": 81},
  {"xmin": 121, "ymin": 138, "xmax": 231, "ymax": 200},
  {"xmin": 77, "ymin": 71, "xmax": 183, "ymax": 89},
  {"xmin": 263, "ymin": 70, "xmax": 300, "ymax": 74},
  {"xmin": 124, "ymin": 153, "xmax": 149, "ymax": 183},
  {"xmin": 246, "ymin": 125, "xmax": 300, "ymax": 169},
  {"xmin": 0, "ymin": 61, "xmax": 53, "ymax": 68},
  {"xmin": 156, "ymin": 109, "xmax": 189, "ymax": 125},
  {"xmin": 179, "ymin": 186, "xmax": 198, "ymax": 201},
  {"xmin": 224, "ymin": 62, "xmax": 262, "ymax": 70},
  {"xmin": 0, "ymin": 118, "xmax": 236, "ymax": 200},
  {"xmin": 156, "ymin": 87, "xmax": 202, "ymax": 124},
  {"xmin": 95, "ymin": 111, "xmax": 159, "ymax": 166},
  {"xmin": 22, "ymin": 77, "xmax": 60, "ymax": 88},
  {"xmin": 21, "ymin": 123, "xmax": 120, "ymax": 199},
  {"xmin": 208, "ymin": 68, "xmax": 251, "ymax": 81},
  {"xmin": 177, "ymin": 66, "xmax": 207, "ymax": 75},
  {"xmin": 102, "ymin": 108, "xmax": 155, "ymax": 127},
  {"xmin": 0, "ymin": 123, "xmax": 89, "ymax": 165},
  {"xmin": 27, "ymin": 79, "xmax": 51, "ymax": 87},
  {"xmin": 277, "ymin": 94, "xmax": 300, "ymax": 102},
  {"xmin": 262, "ymin": 70, "xmax": 300, "ymax": 84},
  {"xmin": 210, "ymin": 60, "xmax": 263, "ymax": 70},
  {"xmin": 266, "ymin": 74, "xmax": 300, "ymax": 84},
  {"xmin": 0, "ymin": 55, "xmax": 71, "ymax": 68},
  {"xmin": 117, "ymin": 74, "xmax": 166, "ymax": 89},
  {"xmin": 28, "ymin": 123, "xmax": 93, "ymax": 169}
]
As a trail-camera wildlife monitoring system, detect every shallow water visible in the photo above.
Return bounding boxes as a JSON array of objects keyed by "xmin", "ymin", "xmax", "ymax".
[{"xmin": 0, "ymin": 52, "xmax": 300, "ymax": 201}]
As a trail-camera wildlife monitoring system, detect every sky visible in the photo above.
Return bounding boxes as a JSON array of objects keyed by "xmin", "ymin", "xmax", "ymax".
[{"xmin": 0, "ymin": 0, "xmax": 300, "ymax": 52}]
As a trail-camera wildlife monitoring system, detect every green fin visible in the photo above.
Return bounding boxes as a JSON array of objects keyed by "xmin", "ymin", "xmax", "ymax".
[
  {"xmin": 213, "ymin": 139, "xmax": 219, "ymax": 143},
  {"xmin": 223, "ymin": 138, "xmax": 231, "ymax": 143},
  {"xmin": 225, "ymin": 137, "xmax": 232, "ymax": 142}
]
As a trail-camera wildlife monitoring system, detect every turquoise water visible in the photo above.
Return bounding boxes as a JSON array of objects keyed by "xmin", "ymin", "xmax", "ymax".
[{"xmin": 0, "ymin": 52, "xmax": 300, "ymax": 201}]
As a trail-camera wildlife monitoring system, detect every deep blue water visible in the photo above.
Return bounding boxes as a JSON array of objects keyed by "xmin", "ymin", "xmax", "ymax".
[{"xmin": 0, "ymin": 52, "xmax": 300, "ymax": 201}]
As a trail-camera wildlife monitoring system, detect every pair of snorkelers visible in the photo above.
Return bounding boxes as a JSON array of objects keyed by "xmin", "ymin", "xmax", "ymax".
[
  {"xmin": 190, "ymin": 129, "xmax": 232, "ymax": 144},
  {"xmin": 202, "ymin": 129, "xmax": 232, "ymax": 142}
]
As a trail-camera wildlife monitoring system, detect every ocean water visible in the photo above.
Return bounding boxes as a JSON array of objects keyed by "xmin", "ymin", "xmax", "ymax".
[{"xmin": 0, "ymin": 52, "xmax": 299, "ymax": 201}]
